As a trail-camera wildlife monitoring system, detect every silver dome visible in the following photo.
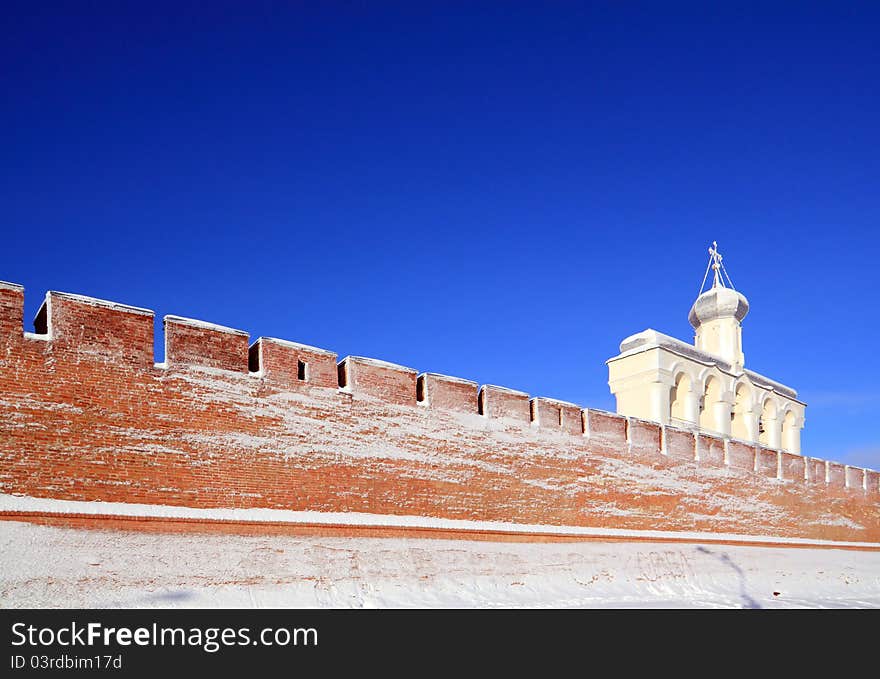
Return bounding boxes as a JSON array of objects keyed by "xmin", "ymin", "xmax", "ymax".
[{"xmin": 688, "ymin": 286, "xmax": 749, "ymax": 328}]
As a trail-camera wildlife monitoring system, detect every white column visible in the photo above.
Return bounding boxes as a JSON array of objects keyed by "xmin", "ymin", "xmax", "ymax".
[
  {"xmin": 782, "ymin": 426, "xmax": 800, "ymax": 454},
  {"xmin": 781, "ymin": 414, "xmax": 804, "ymax": 454},
  {"xmin": 711, "ymin": 392, "xmax": 734, "ymax": 437},
  {"xmin": 762, "ymin": 414, "xmax": 781, "ymax": 449},
  {"xmin": 682, "ymin": 386, "xmax": 700, "ymax": 425},
  {"xmin": 742, "ymin": 406, "xmax": 759, "ymax": 442},
  {"xmin": 647, "ymin": 381, "xmax": 672, "ymax": 425}
]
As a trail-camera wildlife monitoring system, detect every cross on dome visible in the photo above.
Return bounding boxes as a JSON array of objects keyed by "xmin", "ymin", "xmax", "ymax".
[
  {"xmin": 698, "ymin": 240, "xmax": 736, "ymax": 296},
  {"xmin": 688, "ymin": 241, "xmax": 749, "ymax": 371}
]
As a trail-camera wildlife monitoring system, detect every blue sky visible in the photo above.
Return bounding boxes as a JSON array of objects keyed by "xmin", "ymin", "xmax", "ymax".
[{"xmin": 2, "ymin": 3, "xmax": 878, "ymax": 467}]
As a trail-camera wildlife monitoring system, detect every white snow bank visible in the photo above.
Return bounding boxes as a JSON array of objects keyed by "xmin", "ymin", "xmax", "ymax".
[{"xmin": 1, "ymin": 520, "xmax": 878, "ymax": 609}]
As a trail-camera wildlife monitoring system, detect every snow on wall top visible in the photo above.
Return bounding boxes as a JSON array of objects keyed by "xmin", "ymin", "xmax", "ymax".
[
  {"xmin": 44, "ymin": 290, "xmax": 154, "ymax": 317},
  {"xmin": 481, "ymin": 384, "xmax": 530, "ymax": 397},
  {"xmin": 419, "ymin": 372, "xmax": 478, "ymax": 386},
  {"xmin": 255, "ymin": 337, "xmax": 336, "ymax": 356},
  {"xmin": 164, "ymin": 314, "xmax": 248, "ymax": 336},
  {"xmin": 342, "ymin": 355, "xmax": 418, "ymax": 374},
  {"xmin": 532, "ymin": 396, "xmax": 582, "ymax": 408}
]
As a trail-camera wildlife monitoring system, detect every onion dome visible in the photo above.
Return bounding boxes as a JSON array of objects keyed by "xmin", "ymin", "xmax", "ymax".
[
  {"xmin": 688, "ymin": 285, "xmax": 749, "ymax": 328},
  {"xmin": 687, "ymin": 241, "xmax": 749, "ymax": 329}
]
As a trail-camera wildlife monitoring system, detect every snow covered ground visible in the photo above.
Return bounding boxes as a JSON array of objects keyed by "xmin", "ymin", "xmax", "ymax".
[{"xmin": 1, "ymin": 520, "xmax": 878, "ymax": 608}]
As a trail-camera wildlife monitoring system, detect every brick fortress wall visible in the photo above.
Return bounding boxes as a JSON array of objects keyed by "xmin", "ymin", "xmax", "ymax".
[{"xmin": 1, "ymin": 281, "xmax": 878, "ymax": 545}]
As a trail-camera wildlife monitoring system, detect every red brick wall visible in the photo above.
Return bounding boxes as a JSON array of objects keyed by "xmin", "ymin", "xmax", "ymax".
[
  {"xmin": 846, "ymin": 466, "xmax": 865, "ymax": 491},
  {"xmin": 756, "ymin": 447, "xmax": 779, "ymax": 478},
  {"xmin": 252, "ymin": 338, "xmax": 338, "ymax": 389},
  {"xmin": 627, "ymin": 418, "xmax": 662, "ymax": 459},
  {"xmin": 0, "ymin": 283, "xmax": 878, "ymax": 545},
  {"xmin": 867, "ymin": 470, "xmax": 880, "ymax": 497},
  {"xmin": 828, "ymin": 462, "xmax": 847, "ymax": 489},
  {"xmin": 530, "ymin": 397, "xmax": 582, "ymax": 435},
  {"xmin": 696, "ymin": 434, "xmax": 725, "ymax": 467},
  {"xmin": 165, "ymin": 315, "xmax": 248, "ymax": 372},
  {"xmin": 779, "ymin": 452, "xmax": 806, "ymax": 483},
  {"xmin": 585, "ymin": 410, "xmax": 626, "ymax": 455},
  {"xmin": 664, "ymin": 427, "xmax": 696, "ymax": 462},
  {"xmin": 47, "ymin": 291, "xmax": 155, "ymax": 366},
  {"xmin": 807, "ymin": 458, "xmax": 827, "ymax": 484},
  {"xmin": 727, "ymin": 441, "xmax": 756, "ymax": 471},
  {"xmin": 339, "ymin": 356, "xmax": 417, "ymax": 406},
  {"xmin": 0, "ymin": 283, "xmax": 24, "ymax": 340},
  {"xmin": 479, "ymin": 385, "xmax": 530, "ymax": 423},
  {"xmin": 418, "ymin": 373, "xmax": 478, "ymax": 412}
]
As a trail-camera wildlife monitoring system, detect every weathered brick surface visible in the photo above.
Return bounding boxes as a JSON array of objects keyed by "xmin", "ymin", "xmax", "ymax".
[
  {"xmin": 0, "ymin": 283, "xmax": 878, "ymax": 545},
  {"xmin": 727, "ymin": 441, "xmax": 756, "ymax": 471},
  {"xmin": 49, "ymin": 292, "xmax": 155, "ymax": 366},
  {"xmin": 418, "ymin": 373, "xmax": 478, "ymax": 413},
  {"xmin": 479, "ymin": 385, "xmax": 530, "ymax": 423},
  {"xmin": 664, "ymin": 427, "xmax": 695, "ymax": 462},
  {"xmin": 252, "ymin": 337, "xmax": 337, "ymax": 389},
  {"xmin": 0, "ymin": 282, "xmax": 24, "ymax": 340},
  {"xmin": 779, "ymin": 452, "xmax": 806, "ymax": 483},
  {"xmin": 695, "ymin": 434, "xmax": 725, "ymax": 467},
  {"xmin": 627, "ymin": 418, "xmax": 662, "ymax": 458},
  {"xmin": 530, "ymin": 398, "xmax": 582, "ymax": 435},
  {"xmin": 165, "ymin": 316, "xmax": 247, "ymax": 372},
  {"xmin": 867, "ymin": 470, "xmax": 880, "ymax": 497},
  {"xmin": 756, "ymin": 447, "xmax": 779, "ymax": 479},
  {"xmin": 846, "ymin": 466, "xmax": 865, "ymax": 491},
  {"xmin": 828, "ymin": 462, "xmax": 846, "ymax": 489},
  {"xmin": 584, "ymin": 410, "xmax": 627, "ymax": 455},
  {"xmin": 807, "ymin": 458, "xmax": 827, "ymax": 485},
  {"xmin": 339, "ymin": 356, "xmax": 416, "ymax": 406}
]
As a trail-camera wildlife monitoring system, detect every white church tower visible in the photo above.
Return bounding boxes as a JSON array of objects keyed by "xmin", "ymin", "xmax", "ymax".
[
  {"xmin": 607, "ymin": 242, "xmax": 805, "ymax": 453},
  {"xmin": 688, "ymin": 244, "xmax": 748, "ymax": 372}
]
